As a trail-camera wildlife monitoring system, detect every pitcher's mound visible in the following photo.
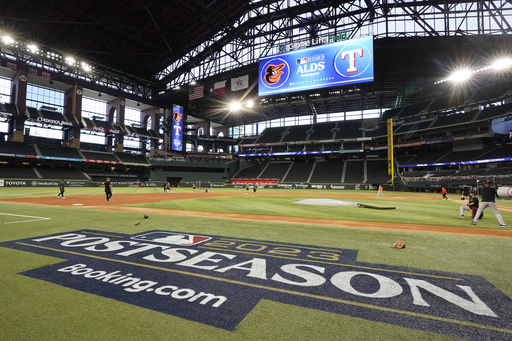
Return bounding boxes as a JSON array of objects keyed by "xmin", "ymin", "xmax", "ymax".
[{"xmin": 293, "ymin": 199, "xmax": 358, "ymax": 206}]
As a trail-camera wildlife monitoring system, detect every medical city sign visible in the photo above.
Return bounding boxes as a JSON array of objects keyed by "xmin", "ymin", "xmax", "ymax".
[
  {"xmin": 1, "ymin": 230, "xmax": 511, "ymax": 340},
  {"xmin": 259, "ymin": 35, "xmax": 374, "ymax": 96}
]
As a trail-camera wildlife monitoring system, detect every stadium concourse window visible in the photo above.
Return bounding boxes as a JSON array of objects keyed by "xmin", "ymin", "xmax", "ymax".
[
  {"xmin": 82, "ymin": 97, "xmax": 107, "ymax": 120},
  {"xmin": 0, "ymin": 77, "xmax": 11, "ymax": 135},
  {"xmin": 80, "ymin": 132, "xmax": 106, "ymax": 145},
  {"xmin": 0, "ymin": 77, "xmax": 10, "ymax": 102},
  {"xmin": 229, "ymin": 109, "xmax": 382, "ymax": 138},
  {"xmin": 25, "ymin": 84, "xmax": 65, "ymax": 140},
  {"xmin": 124, "ymin": 106, "xmax": 144, "ymax": 151},
  {"xmin": 80, "ymin": 97, "xmax": 109, "ymax": 145}
]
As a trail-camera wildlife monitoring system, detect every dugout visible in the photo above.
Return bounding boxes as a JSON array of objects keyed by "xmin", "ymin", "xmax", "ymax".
[{"xmin": 167, "ymin": 177, "xmax": 183, "ymax": 187}]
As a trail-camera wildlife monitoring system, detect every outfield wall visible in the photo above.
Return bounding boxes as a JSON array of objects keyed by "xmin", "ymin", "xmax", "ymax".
[{"xmin": 0, "ymin": 178, "xmax": 387, "ymax": 191}]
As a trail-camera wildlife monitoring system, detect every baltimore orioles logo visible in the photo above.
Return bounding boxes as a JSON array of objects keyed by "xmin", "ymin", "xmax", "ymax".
[
  {"xmin": 173, "ymin": 111, "xmax": 183, "ymax": 123},
  {"xmin": 264, "ymin": 63, "xmax": 285, "ymax": 85}
]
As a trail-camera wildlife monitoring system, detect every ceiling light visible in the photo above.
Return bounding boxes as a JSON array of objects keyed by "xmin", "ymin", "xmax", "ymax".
[
  {"xmin": 27, "ymin": 44, "xmax": 38, "ymax": 53},
  {"xmin": 228, "ymin": 101, "xmax": 242, "ymax": 112},
  {"xmin": 491, "ymin": 57, "xmax": 512, "ymax": 71},
  {"xmin": 448, "ymin": 69, "xmax": 472, "ymax": 83},
  {"xmin": 82, "ymin": 62, "xmax": 92, "ymax": 72},
  {"xmin": 2, "ymin": 35, "xmax": 14, "ymax": 44},
  {"xmin": 65, "ymin": 56, "xmax": 75, "ymax": 65}
]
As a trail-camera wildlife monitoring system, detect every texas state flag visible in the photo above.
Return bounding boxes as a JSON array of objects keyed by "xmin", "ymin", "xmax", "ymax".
[{"xmin": 209, "ymin": 81, "xmax": 226, "ymax": 96}]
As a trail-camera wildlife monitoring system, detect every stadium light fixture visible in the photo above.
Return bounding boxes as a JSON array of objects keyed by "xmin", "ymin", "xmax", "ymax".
[
  {"xmin": 2, "ymin": 35, "xmax": 14, "ymax": 45},
  {"xmin": 448, "ymin": 69, "xmax": 472, "ymax": 83},
  {"xmin": 491, "ymin": 57, "xmax": 512, "ymax": 71},
  {"xmin": 81, "ymin": 62, "xmax": 92, "ymax": 72},
  {"xmin": 245, "ymin": 100, "xmax": 254, "ymax": 108},
  {"xmin": 228, "ymin": 101, "xmax": 242, "ymax": 112},
  {"xmin": 65, "ymin": 56, "xmax": 75, "ymax": 65},
  {"xmin": 27, "ymin": 44, "xmax": 38, "ymax": 53}
]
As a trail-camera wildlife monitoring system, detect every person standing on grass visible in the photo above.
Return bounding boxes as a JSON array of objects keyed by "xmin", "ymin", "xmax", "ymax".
[
  {"xmin": 253, "ymin": 184, "xmax": 258, "ymax": 196},
  {"xmin": 441, "ymin": 187, "xmax": 448, "ymax": 200},
  {"xmin": 105, "ymin": 177, "xmax": 113, "ymax": 203},
  {"xmin": 163, "ymin": 182, "xmax": 171, "ymax": 193},
  {"xmin": 471, "ymin": 180, "xmax": 506, "ymax": 227},
  {"xmin": 56, "ymin": 179, "xmax": 65, "ymax": 199},
  {"xmin": 377, "ymin": 185, "xmax": 384, "ymax": 197},
  {"xmin": 245, "ymin": 183, "xmax": 249, "ymax": 195}
]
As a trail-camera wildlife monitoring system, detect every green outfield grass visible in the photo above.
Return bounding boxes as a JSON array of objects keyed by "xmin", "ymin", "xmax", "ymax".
[{"xmin": 1, "ymin": 187, "xmax": 511, "ymax": 340}]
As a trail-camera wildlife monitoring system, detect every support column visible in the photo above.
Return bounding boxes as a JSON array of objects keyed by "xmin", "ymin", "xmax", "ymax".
[
  {"xmin": 142, "ymin": 106, "xmax": 160, "ymax": 154},
  {"xmin": 64, "ymin": 85, "xmax": 83, "ymax": 148},
  {"xmin": 10, "ymin": 70, "xmax": 29, "ymax": 142},
  {"xmin": 108, "ymin": 97, "xmax": 125, "ymax": 152}
]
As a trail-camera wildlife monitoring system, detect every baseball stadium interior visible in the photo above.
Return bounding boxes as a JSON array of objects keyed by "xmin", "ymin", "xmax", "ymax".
[{"xmin": 0, "ymin": 1, "xmax": 511, "ymax": 192}]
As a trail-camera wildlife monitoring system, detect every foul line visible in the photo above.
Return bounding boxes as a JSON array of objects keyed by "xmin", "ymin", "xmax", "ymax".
[
  {"xmin": 15, "ymin": 241, "xmax": 512, "ymax": 336},
  {"xmin": 0, "ymin": 213, "xmax": 51, "ymax": 224}
]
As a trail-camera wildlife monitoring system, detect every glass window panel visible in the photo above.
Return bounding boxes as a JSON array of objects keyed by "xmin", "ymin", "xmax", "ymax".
[
  {"xmin": 0, "ymin": 121, "xmax": 8, "ymax": 134},
  {"xmin": 82, "ymin": 97, "xmax": 107, "ymax": 119},
  {"xmin": 0, "ymin": 77, "xmax": 11, "ymax": 102}
]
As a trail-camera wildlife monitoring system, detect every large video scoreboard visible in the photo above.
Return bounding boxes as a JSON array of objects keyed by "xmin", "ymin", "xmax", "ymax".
[{"xmin": 258, "ymin": 36, "xmax": 374, "ymax": 96}]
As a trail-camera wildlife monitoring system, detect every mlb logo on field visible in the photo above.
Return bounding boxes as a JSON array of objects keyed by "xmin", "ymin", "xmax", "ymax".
[{"xmin": 131, "ymin": 231, "xmax": 212, "ymax": 246}]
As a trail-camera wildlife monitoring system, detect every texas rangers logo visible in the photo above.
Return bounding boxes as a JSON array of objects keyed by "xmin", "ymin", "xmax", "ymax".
[
  {"xmin": 334, "ymin": 42, "xmax": 372, "ymax": 78},
  {"xmin": 260, "ymin": 58, "xmax": 290, "ymax": 89}
]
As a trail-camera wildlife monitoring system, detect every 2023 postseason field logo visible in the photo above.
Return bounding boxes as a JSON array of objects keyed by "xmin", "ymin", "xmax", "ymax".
[{"xmin": 2, "ymin": 230, "xmax": 512, "ymax": 340}]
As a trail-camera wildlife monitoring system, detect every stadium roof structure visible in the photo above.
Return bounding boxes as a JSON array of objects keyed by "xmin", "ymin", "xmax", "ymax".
[{"xmin": 1, "ymin": 0, "xmax": 512, "ymax": 126}]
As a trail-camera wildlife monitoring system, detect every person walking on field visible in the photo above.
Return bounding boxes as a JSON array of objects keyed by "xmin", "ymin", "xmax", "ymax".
[
  {"xmin": 471, "ymin": 180, "xmax": 506, "ymax": 227},
  {"xmin": 105, "ymin": 177, "xmax": 113, "ymax": 203},
  {"xmin": 56, "ymin": 179, "xmax": 66, "ymax": 199},
  {"xmin": 441, "ymin": 187, "xmax": 448, "ymax": 200},
  {"xmin": 245, "ymin": 183, "xmax": 250, "ymax": 195},
  {"xmin": 377, "ymin": 185, "xmax": 384, "ymax": 197}
]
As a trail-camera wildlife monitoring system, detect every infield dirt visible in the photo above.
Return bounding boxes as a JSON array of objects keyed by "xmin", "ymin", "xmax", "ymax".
[{"xmin": 2, "ymin": 192, "xmax": 511, "ymax": 238}]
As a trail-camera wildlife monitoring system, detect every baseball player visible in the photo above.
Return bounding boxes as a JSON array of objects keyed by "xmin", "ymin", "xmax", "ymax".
[
  {"xmin": 471, "ymin": 180, "xmax": 506, "ymax": 227},
  {"xmin": 458, "ymin": 192, "xmax": 479, "ymax": 218},
  {"xmin": 105, "ymin": 177, "xmax": 113, "ymax": 203},
  {"xmin": 56, "ymin": 179, "xmax": 65, "ymax": 199}
]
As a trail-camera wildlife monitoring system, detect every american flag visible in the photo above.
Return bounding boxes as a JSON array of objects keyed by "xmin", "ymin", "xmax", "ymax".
[{"xmin": 189, "ymin": 86, "xmax": 204, "ymax": 100}]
